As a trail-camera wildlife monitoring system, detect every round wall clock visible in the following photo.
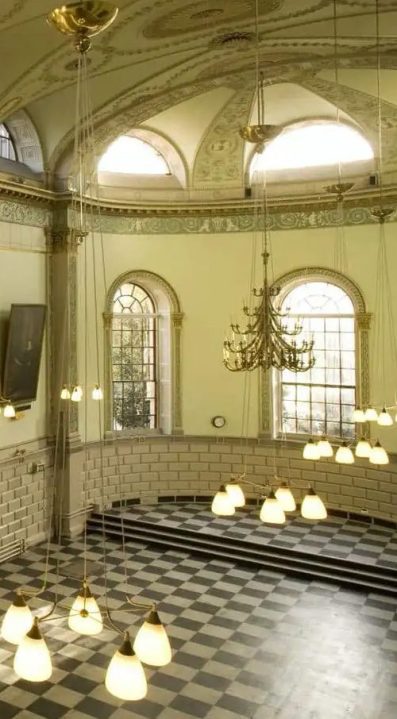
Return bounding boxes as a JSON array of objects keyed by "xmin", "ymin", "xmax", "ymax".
[{"xmin": 211, "ymin": 415, "xmax": 226, "ymax": 428}]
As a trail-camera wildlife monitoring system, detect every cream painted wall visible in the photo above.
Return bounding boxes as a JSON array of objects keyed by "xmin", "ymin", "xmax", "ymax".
[
  {"xmin": 77, "ymin": 221, "xmax": 397, "ymax": 452},
  {"xmin": 0, "ymin": 226, "xmax": 47, "ymax": 450}
]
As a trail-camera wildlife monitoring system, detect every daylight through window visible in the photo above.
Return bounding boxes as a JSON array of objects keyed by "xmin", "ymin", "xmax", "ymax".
[
  {"xmin": 0, "ymin": 124, "xmax": 16, "ymax": 161},
  {"xmin": 111, "ymin": 283, "xmax": 157, "ymax": 430},
  {"xmin": 98, "ymin": 136, "xmax": 169, "ymax": 175},
  {"xmin": 251, "ymin": 122, "xmax": 373, "ymax": 174},
  {"xmin": 279, "ymin": 281, "xmax": 355, "ymax": 439}
]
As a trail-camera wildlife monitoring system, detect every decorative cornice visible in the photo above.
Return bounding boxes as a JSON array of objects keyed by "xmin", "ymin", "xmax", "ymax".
[{"xmin": 0, "ymin": 180, "xmax": 396, "ymax": 233}]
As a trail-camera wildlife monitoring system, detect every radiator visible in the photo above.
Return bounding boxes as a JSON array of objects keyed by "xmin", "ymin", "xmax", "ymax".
[{"xmin": 0, "ymin": 539, "xmax": 25, "ymax": 564}]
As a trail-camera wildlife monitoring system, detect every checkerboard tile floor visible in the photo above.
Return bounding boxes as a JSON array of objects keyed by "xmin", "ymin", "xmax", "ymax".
[
  {"xmin": 0, "ymin": 536, "xmax": 396, "ymax": 718},
  {"xmin": 113, "ymin": 503, "xmax": 397, "ymax": 569}
]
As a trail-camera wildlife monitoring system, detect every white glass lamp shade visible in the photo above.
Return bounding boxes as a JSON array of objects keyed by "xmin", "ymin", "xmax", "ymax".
[
  {"xmin": 259, "ymin": 490, "xmax": 286, "ymax": 524},
  {"xmin": 352, "ymin": 407, "xmax": 366, "ymax": 423},
  {"xmin": 1, "ymin": 593, "xmax": 33, "ymax": 645},
  {"xmin": 335, "ymin": 442, "xmax": 354, "ymax": 464},
  {"xmin": 3, "ymin": 403, "xmax": 16, "ymax": 418},
  {"xmin": 68, "ymin": 583, "xmax": 103, "ymax": 636},
  {"xmin": 60, "ymin": 385, "xmax": 71, "ymax": 400},
  {"xmin": 275, "ymin": 483, "xmax": 296, "ymax": 512},
  {"xmin": 133, "ymin": 609, "xmax": 172, "ymax": 667},
  {"xmin": 301, "ymin": 487, "xmax": 327, "ymax": 520},
  {"xmin": 355, "ymin": 437, "xmax": 371, "ymax": 458},
  {"xmin": 317, "ymin": 437, "xmax": 334, "ymax": 458},
  {"xmin": 13, "ymin": 618, "xmax": 52, "ymax": 682},
  {"xmin": 106, "ymin": 633, "xmax": 147, "ymax": 701},
  {"xmin": 369, "ymin": 441, "xmax": 389, "ymax": 465},
  {"xmin": 377, "ymin": 408, "xmax": 393, "ymax": 427},
  {"xmin": 225, "ymin": 481, "xmax": 245, "ymax": 508},
  {"xmin": 303, "ymin": 439, "xmax": 321, "ymax": 461},
  {"xmin": 211, "ymin": 485, "xmax": 235, "ymax": 516},
  {"xmin": 71, "ymin": 385, "xmax": 83, "ymax": 402},
  {"xmin": 92, "ymin": 385, "xmax": 103, "ymax": 401},
  {"xmin": 364, "ymin": 407, "xmax": 378, "ymax": 422}
]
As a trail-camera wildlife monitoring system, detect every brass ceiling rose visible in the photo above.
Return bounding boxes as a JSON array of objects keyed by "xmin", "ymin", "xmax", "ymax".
[
  {"xmin": 239, "ymin": 124, "xmax": 281, "ymax": 144},
  {"xmin": 48, "ymin": 2, "xmax": 118, "ymax": 39}
]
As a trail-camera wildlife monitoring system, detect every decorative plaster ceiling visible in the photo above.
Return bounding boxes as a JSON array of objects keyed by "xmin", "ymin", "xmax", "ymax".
[{"xmin": 0, "ymin": 0, "xmax": 396, "ymax": 194}]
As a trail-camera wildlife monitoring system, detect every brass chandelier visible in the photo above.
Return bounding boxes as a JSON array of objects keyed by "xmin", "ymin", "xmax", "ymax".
[{"xmin": 223, "ymin": 248, "xmax": 315, "ymax": 372}]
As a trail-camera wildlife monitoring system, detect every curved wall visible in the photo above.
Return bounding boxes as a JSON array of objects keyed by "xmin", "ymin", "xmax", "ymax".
[{"xmin": 84, "ymin": 435, "xmax": 397, "ymax": 524}]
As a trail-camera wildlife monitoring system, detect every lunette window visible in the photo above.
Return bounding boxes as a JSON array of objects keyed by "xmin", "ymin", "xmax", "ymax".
[
  {"xmin": 98, "ymin": 136, "xmax": 169, "ymax": 175},
  {"xmin": 279, "ymin": 281, "xmax": 355, "ymax": 439},
  {"xmin": 251, "ymin": 121, "xmax": 373, "ymax": 174},
  {"xmin": 111, "ymin": 283, "xmax": 157, "ymax": 430}
]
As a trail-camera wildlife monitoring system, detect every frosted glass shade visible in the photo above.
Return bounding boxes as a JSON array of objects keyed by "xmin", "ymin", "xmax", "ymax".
[
  {"xmin": 60, "ymin": 385, "xmax": 71, "ymax": 400},
  {"xmin": 355, "ymin": 438, "xmax": 371, "ymax": 458},
  {"xmin": 259, "ymin": 491, "xmax": 286, "ymax": 524},
  {"xmin": 133, "ymin": 609, "xmax": 172, "ymax": 666},
  {"xmin": 317, "ymin": 437, "xmax": 333, "ymax": 458},
  {"xmin": 211, "ymin": 486, "xmax": 235, "ymax": 516},
  {"xmin": 364, "ymin": 407, "xmax": 378, "ymax": 422},
  {"xmin": 106, "ymin": 633, "xmax": 147, "ymax": 701},
  {"xmin": 13, "ymin": 619, "xmax": 52, "ymax": 682},
  {"xmin": 225, "ymin": 482, "xmax": 245, "ymax": 507},
  {"xmin": 369, "ymin": 441, "xmax": 389, "ymax": 465},
  {"xmin": 303, "ymin": 439, "xmax": 320, "ymax": 460},
  {"xmin": 335, "ymin": 442, "xmax": 354, "ymax": 464},
  {"xmin": 352, "ymin": 407, "xmax": 365, "ymax": 423},
  {"xmin": 301, "ymin": 487, "xmax": 327, "ymax": 520},
  {"xmin": 377, "ymin": 408, "xmax": 393, "ymax": 426},
  {"xmin": 3, "ymin": 404, "xmax": 15, "ymax": 418},
  {"xmin": 71, "ymin": 386, "xmax": 83, "ymax": 402},
  {"xmin": 68, "ymin": 583, "xmax": 103, "ymax": 636},
  {"xmin": 92, "ymin": 385, "xmax": 103, "ymax": 401},
  {"xmin": 1, "ymin": 594, "xmax": 33, "ymax": 645},
  {"xmin": 275, "ymin": 483, "xmax": 296, "ymax": 512}
]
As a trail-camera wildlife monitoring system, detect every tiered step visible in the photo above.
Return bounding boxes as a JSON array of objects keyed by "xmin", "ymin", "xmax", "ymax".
[{"xmin": 87, "ymin": 510, "xmax": 397, "ymax": 596}]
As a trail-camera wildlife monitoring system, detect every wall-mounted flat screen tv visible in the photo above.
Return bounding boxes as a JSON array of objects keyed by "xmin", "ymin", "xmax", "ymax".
[{"xmin": 2, "ymin": 304, "xmax": 46, "ymax": 405}]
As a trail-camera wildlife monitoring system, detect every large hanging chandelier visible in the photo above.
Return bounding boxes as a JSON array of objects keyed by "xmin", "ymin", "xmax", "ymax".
[
  {"xmin": 223, "ymin": 248, "xmax": 315, "ymax": 372},
  {"xmin": 0, "ymin": 1, "xmax": 172, "ymax": 701}
]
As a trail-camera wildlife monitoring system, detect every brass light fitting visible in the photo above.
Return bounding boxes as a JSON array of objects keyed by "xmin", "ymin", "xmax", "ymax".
[{"xmin": 48, "ymin": 1, "xmax": 118, "ymax": 51}]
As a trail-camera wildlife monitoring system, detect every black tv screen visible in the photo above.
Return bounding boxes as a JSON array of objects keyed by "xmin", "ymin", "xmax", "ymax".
[{"xmin": 2, "ymin": 304, "xmax": 46, "ymax": 405}]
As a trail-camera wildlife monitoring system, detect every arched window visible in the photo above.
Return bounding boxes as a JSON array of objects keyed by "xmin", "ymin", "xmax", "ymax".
[
  {"xmin": 251, "ymin": 121, "xmax": 373, "ymax": 175},
  {"xmin": 0, "ymin": 123, "xmax": 16, "ymax": 161},
  {"xmin": 279, "ymin": 280, "xmax": 357, "ymax": 440},
  {"xmin": 105, "ymin": 271, "xmax": 183, "ymax": 436},
  {"xmin": 111, "ymin": 282, "xmax": 157, "ymax": 430},
  {"xmin": 98, "ymin": 136, "xmax": 170, "ymax": 175}
]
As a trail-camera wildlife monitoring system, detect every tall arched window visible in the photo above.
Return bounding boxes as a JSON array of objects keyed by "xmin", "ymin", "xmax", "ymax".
[
  {"xmin": 0, "ymin": 123, "xmax": 16, "ymax": 161},
  {"xmin": 279, "ymin": 280, "xmax": 357, "ymax": 439},
  {"xmin": 98, "ymin": 136, "xmax": 170, "ymax": 175},
  {"xmin": 105, "ymin": 271, "xmax": 183, "ymax": 436},
  {"xmin": 111, "ymin": 282, "xmax": 157, "ymax": 430}
]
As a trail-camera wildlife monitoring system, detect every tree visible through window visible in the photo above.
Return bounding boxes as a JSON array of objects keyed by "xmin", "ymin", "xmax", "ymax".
[
  {"xmin": 279, "ymin": 281, "xmax": 355, "ymax": 439},
  {"xmin": 111, "ymin": 283, "xmax": 157, "ymax": 430}
]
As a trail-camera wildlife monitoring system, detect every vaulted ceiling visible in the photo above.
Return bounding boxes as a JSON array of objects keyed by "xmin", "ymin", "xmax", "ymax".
[{"xmin": 1, "ymin": 0, "xmax": 397, "ymax": 191}]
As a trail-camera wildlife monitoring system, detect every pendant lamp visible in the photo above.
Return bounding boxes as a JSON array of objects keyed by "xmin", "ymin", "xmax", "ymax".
[
  {"xmin": 369, "ymin": 441, "xmax": 389, "ymax": 465},
  {"xmin": 13, "ymin": 618, "xmax": 52, "ymax": 682},
  {"xmin": 317, "ymin": 436, "xmax": 333, "ymax": 458},
  {"xmin": 1, "ymin": 592, "xmax": 33, "ymax": 645},
  {"xmin": 225, "ymin": 480, "xmax": 245, "ymax": 507},
  {"xmin": 259, "ymin": 490, "xmax": 286, "ymax": 524},
  {"xmin": 303, "ymin": 439, "xmax": 321, "ymax": 460},
  {"xmin": 355, "ymin": 437, "xmax": 371, "ymax": 458},
  {"xmin": 335, "ymin": 442, "xmax": 354, "ymax": 464},
  {"xmin": 106, "ymin": 632, "xmax": 147, "ymax": 701},
  {"xmin": 211, "ymin": 485, "xmax": 235, "ymax": 516},
  {"xmin": 377, "ymin": 408, "xmax": 393, "ymax": 426},
  {"xmin": 133, "ymin": 609, "xmax": 172, "ymax": 667},
  {"xmin": 301, "ymin": 487, "xmax": 327, "ymax": 520},
  {"xmin": 275, "ymin": 482, "xmax": 296, "ymax": 512},
  {"xmin": 68, "ymin": 582, "xmax": 103, "ymax": 636}
]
